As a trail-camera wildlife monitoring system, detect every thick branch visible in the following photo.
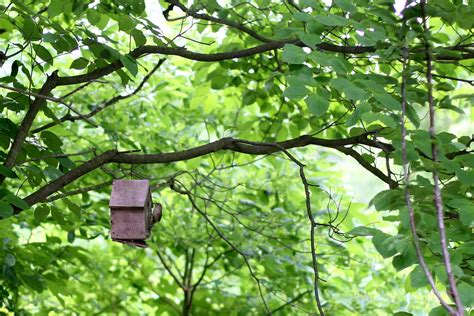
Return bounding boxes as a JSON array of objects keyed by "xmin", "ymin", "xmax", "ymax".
[
  {"xmin": 0, "ymin": 72, "xmax": 58, "ymax": 185},
  {"xmin": 22, "ymin": 133, "xmax": 393, "ymax": 208},
  {"xmin": 22, "ymin": 150, "xmax": 118, "ymax": 210}
]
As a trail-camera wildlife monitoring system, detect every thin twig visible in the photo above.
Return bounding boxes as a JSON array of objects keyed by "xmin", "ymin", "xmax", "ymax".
[
  {"xmin": 31, "ymin": 59, "xmax": 165, "ymax": 134},
  {"xmin": 171, "ymin": 182, "xmax": 272, "ymax": 315},
  {"xmin": 235, "ymin": 140, "xmax": 325, "ymax": 315},
  {"xmin": 0, "ymin": 83, "xmax": 98, "ymax": 128}
]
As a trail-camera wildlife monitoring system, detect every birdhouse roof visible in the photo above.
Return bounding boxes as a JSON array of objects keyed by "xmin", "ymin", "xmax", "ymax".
[{"xmin": 109, "ymin": 180, "xmax": 150, "ymax": 208}]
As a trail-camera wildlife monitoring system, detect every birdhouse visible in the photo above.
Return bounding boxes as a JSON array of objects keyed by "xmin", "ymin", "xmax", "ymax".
[{"xmin": 109, "ymin": 180, "xmax": 162, "ymax": 247}]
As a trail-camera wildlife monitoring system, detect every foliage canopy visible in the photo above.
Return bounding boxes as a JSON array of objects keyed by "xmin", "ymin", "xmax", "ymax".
[{"xmin": 0, "ymin": 0, "xmax": 472, "ymax": 315}]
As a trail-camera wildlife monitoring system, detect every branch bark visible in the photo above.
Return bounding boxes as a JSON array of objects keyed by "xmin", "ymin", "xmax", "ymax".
[
  {"xmin": 420, "ymin": 2, "xmax": 464, "ymax": 314},
  {"xmin": 0, "ymin": 72, "xmax": 58, "ymax": 185},
  {"xmin": 22, "ymin": 133, "xmax": 396, "ymax": 208}
]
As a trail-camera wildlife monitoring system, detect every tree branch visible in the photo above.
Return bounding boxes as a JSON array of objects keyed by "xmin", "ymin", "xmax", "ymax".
[
  {"xmin": 22, "ymin": 133, "xmax": 394, "ymax": 208},
  {"xmin": 0, "ymin": 71, "xmax": 59, "ymax": 185},
  {"xmin": 400, "ymin": 44, "xmax": 454, "ymax": 313},
  {"xmin": 171, "ymin": 183, "xmax": 272, "ymax": 314},
  {"xmin": 164, "ymin": 0, "xmax": 274, "ymax": 43},
  {"xmin": 31, "ymin": 59, "xmax": 166, "ymax": 134},
  {"xmin": 420, "ymin": 2, "xmax": 464, "ymax": 314}
]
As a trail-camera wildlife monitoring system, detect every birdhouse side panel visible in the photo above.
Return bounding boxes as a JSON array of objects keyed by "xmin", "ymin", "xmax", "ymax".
[{"xmin": 110, "ymin": 209, "xmax": 149, "ymax": 240}]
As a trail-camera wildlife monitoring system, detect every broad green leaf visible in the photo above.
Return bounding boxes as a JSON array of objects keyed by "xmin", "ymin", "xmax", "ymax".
[
  {"xmin": 87, "ymin": 9, "xmax": 101, "ymax": 25},
  {"xmin": 33, "ymin": 44, "xmax": 54, "ymax": 65},
  {"xmin": 346, "ymin": 102, "xmax": 371, "ymax": 126},
  {"xmin": 282, "ymin": 44, "xmax": 307, "ymax": 64},
  {"xmin": 331, "ymin": 78, "xmax": 369, "ymax": 100},
  {"xmin": 459, "ymin": 282, "xmax": 474, "ymax": 306},
  {"xmin": 0, "ymin": 201, "xmax": 14, "ymax": 218},
  {"xmin": 456, "ymin": 169, "xmax": 474, "ymax": 186},
  {"xmin": 283, "ymin": 85, "xmax": 308, "ymax": 100},
  {"xmin": 294, "ymin": 12, "xmax": 313, "ymax": 22},
  {"xmin": 48, "ymin": 0, "xmax": 71, "ymax": 17},
  {"xmin": 34, "ymin": 205, "xmax": 50, "ymax": 221},
  {"xmin": 373, "ymin": 92, "xmax": 400, "ymax": 111},
  {"xmin": 348, "ymin": 226, "xmax": 382, "ymax": 236},
  {"xmin": 120, "ymin": 55, "xmax": 138, "ymax": 77},
  {"xmin": 408, "ymin": 266, "xmax": 429, "ymax": 288},
  {"xmin": 370, "ymin": 189, "xmax": 404, "ymax": 211},
  {"xmin": 41, "ymin": 131, "xmax": 63, "ymax": 151},
  {"xmin": 131, "ymin": 29, "xmax": 147, "ymax": 47},
  {"xmin": 334, "ymin": 0, "xmax": 357, "ymax": 12},
  {"xmin": 298, "ymin": 33, "xmax": 321, "ymax": 48},
  {"xmin": 372, "ymin": 232, "xmax": 399, "ymax": 258},
  {"xmin": 305, "ymin": 89, "xmax": 329, "ymax": 116},
  {"xmin": 117, "ymin": 15, "xmax": 135, "ymax": 32},
  {"xmin": 70, "ymin": 57, "xmax": 89, "ymax": 70},
  {"xmin": 314, "ymin": 14, "xmax": 349, "ymax": 26},
  {"xmin": 2, "ymin": 195, "xmax": 29, "ymax": 210},
  {"xmin": 21, "ymin": 15, "xmax": 42, "ymax": 41},
  {"xmin": 0, "ymin": 166, "xmax": 17, "ymax": 178}
]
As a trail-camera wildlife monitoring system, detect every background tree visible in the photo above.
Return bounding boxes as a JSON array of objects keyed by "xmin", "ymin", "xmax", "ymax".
[{"xmin": 0, "ymin": 0, "xmax": 472, "ymax": 315}]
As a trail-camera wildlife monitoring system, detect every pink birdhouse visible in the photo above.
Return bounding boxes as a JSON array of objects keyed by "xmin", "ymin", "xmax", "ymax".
[{"xmin": 109, "ymin": 180, "xmax": 162, "ymax": 248}]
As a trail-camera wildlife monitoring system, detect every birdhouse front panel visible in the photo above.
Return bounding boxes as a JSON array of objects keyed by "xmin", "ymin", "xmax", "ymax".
[{"xmin": 111, "ymin": 209, "xmax": 149, "ymax": 240}]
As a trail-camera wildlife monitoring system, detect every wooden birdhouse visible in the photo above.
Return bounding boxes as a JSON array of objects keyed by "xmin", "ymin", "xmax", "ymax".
[{"xmin": 109, "ymin": 180, "xmax": 162, "ymax": 247}]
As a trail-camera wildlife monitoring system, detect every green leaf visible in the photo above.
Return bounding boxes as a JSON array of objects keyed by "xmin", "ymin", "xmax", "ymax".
[
  {"xmin": 373, "ymin": 92, "xmax": 400, "ymax": 111},
  {"xmin": 459, "ymin": 282, "xmax": 474, "ymax": 306},
  {"xmin": 70, "ymin": 57, "xmax": 89, "ymax": 70},
  {"xmin": 48, "ymin": 0, "xmax": 71, "ymax": 17},
  {"xmin": 447, "ymin": 198, "xmax": 474, "ymax": 227},
  {"xmin": 33, "ymin": 45, "xmax": 54, "ymax": 65},
  {"xmin": 120, "ymin": 55, "xmax": 138, "ymax": 77},
  {"xmin": 314, "ymin": 14, "xmax": 349, "ymax": 26},
  {"xmin": 334, "ymin": 0, "xmax": 357, "ymax": 12},
  {"xmin": 282, "ymin": 44, "xmax": 307, "ymax": 64},
  {"xmin": 0, "ymin": 166, "xmax": 17, "ymax": 178},
  {"xmin": 34, "ymin": 205, "xmax": 50, "ymax": 221},
  {"xmin": 294, "ymin": 12, "xmax": 313, "ymax": 22},
  {"xmin": 131, "ymin": 29, "xmax": 146, "ymax": 47},
  {"xmin": 305, "ymin": 89, "xmax": 329, "ymax": 116},
  {"xmin": 0, "ymin": 201, "xmax": 14, "ymax": 218},
  {"xmin": 117, "ymin": 15, "xmax": 135, "ymax": 32},
  {"xmin": 21, "ymin": 15, "xmax": 42, "ymax": 41},
  {"xmin": 392, "ymin": 246, "xmax": 416, "ymax": 271},
  {"xmin": 331, "ymin": 78, "xmax": 369, "ymax": 100},
  {"xmin": 346, "ymin": 102, "xmax": 371, "ymax": 126},
  {"xmin": 456, "ymin": 169, "xmax": 474, "ymax": 186},
  {"xmin": 348, "ymin": 226, "xmax": 382, "ymax": 236},
  {"xmin": 408, "ymin": 266, "xmax": 429, "ymax": 288},
  {"xmin": 44, "ymin": 166, "xmax": 63, "ymax": 180},
  {"xmin": 41, "ymin": 131, "xmax": 63, "ymax": 151},
  {"xmin": 283, "ymin": 85, "xmax": 308, "ymax": 100},
  {"xmin": 429, "ymin": 305, "xmax": 449, "ymax": 316},
  {"xmin": 298, "ymin": 33, "xmax": 321, "ymax": 48},
  {"xmin": 370, "ymin": 189, "xmax": 404, "ymax": 211},
  {"xmin": 372, "ymin": 232, "xmax": 399, "ymax": 258},
  {"xmin": 87, "ymin": 9, "xmax": 101, "ymax": 26},
  {"xmin": 2, "ymin": 195, "xmax": 29, "ymax": 210},
  {"xmin": 242, "ymin": 89, "xmax": 257, "ymax": 105}
]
